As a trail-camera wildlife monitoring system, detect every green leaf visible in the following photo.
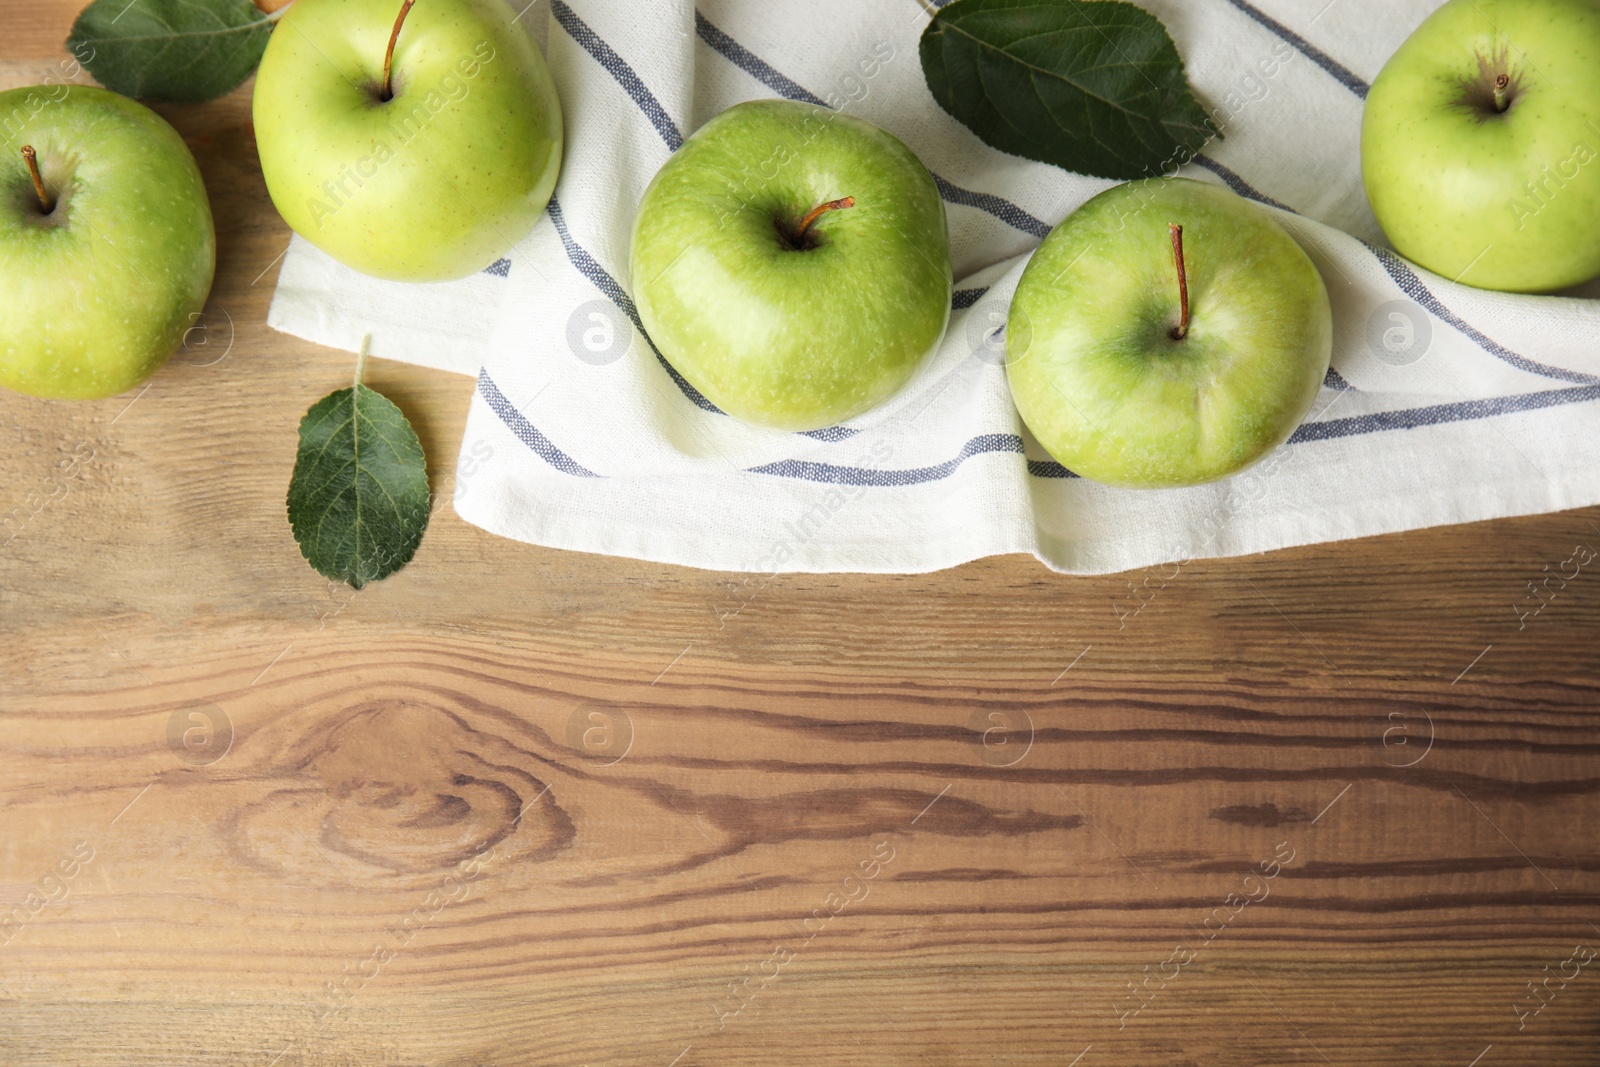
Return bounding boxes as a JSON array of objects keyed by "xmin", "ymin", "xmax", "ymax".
[
  {"xmin": 920, "ymin": 0, "xmax": 1217, "ymax": 181},
  {"xmin": 67, "ymin": 0, "xmax": 274, "ymax": 104},
  {"xmin": 287, "ymin": 375, "xmax": 431, "ymax": 590}
]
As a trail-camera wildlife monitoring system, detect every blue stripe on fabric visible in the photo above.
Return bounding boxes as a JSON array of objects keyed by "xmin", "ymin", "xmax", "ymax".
[
  {"xmin": 750, "ymin": 384, "xmax": 1600, "ymax": 486},
  {"xmin": 1028, "ymin": 459, "xmax": 1077, "ymax": 479},
  {"xmin": 544, "ymin": 196, "xmax": 724, "ymax": 415},
  {"xmin": 478, "ymin": 369, "xmax": 602, "ymax": 478},
  {"xmin": 931, "ymin": 175, "xmax": 1052, "ymax": 239},
  {"xmin": 551, "ymin": 0, "xmax": 684, "ymax": 150},
  {"xmin": 1217, "ymin": 0, "xmax": 1370, "ymax": 98},
  {"xmin": 799, "ymin": 426, "xmax": 862, "ymax": 442},
  {"xmin": 693, "ymin": 11, "xmax": 827, "ymax": 107},
  {"xmin": 484, "ymin": 258, "xmax": 511, "ymax": 278},
  {"xmin": 954, "ymin": 287, "xmax": 990, "ymax": 310},
  {"xmin": 750, "ymin": 433, "xmax": 1026, "ymax": 486},
  {"xmin": 543, "ymin": 198, "xmax": 635, "ymax": 330},
  {"xmin": 749, "ymin": 383, "xmax": 1600, "ymax": 485},
  {"xmin": 1366, "ymin": 246, "xmax": 1600, "ymax": 386},
  {"xmin": 481, "ymin": 368, "xmax": 1600, "ymax": 484},
  {"xmin": 1191, "ymin": 154, "xmax": 1296, "ymax": 212},
  {"xmin": 1289, "ymin": 382, "xmax": 1600, "ymax": 443},
  {"xmin": 693, "ymin": 11, "xmax": 1052, "ymax": 240}
]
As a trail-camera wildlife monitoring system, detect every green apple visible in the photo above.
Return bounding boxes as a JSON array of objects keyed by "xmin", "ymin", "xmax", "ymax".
[
  {"xmin": 630, "ymin": 100, "xmax": 952, "ymax": 432},
  {"xmin": 1006, "ymin": 178, "xmax": 1331, "ymax": 489},
  {"xmin": 1362, "ymin": 0, "xmax": 1600, "ymax": 292},
  {"xmin": 0, "ymin": 85, "xmax": 214, "ymax": 400},
  {"xmin": 253, "ymin": 0, "xmax": 563, "ymax": 282}
]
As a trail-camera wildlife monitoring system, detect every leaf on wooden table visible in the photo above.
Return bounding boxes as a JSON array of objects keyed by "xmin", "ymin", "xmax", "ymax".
[
  {"xmin": 67, "ymin": 0, "xmax": 276, "ymax": 104},
  {"xmin": 287, "ymin": 356, "xmax": 431, "ymax": 590},
  {"xmin": 919, "ymin": 0, "xmax": 1217, "ymax": 181}
]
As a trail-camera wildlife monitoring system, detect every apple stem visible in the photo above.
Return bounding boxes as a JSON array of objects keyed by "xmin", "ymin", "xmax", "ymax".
[
  {"xmin": 20, "ymin": 146, "xmax": 53, "ymax": 215},
  {"xmin": 794, "ymin": 197, "xmax": 855, "ymax": 242},
  {"xmin": 1492, "ymin": 73, "xmax": 1510, "ymax": 113},
  {"xmin": 1169, "ymin": 223, "xmax": 1189, "ymax": 341},
  {"xmin": 380, "ymin": 0, "xmax": 416, "ymax": 101}
]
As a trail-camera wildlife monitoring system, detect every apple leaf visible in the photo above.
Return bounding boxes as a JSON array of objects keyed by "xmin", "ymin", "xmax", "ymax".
[
  {"xmin": 287, "ymin": 358, "xmax": 431, "ymax": 590},
  {"xmin": 920, "ymin": 0, "xmax": 1217, "ymax": 180},
  {"xmin": 67, "ymin": 0, "xmax": 275, "ymax": 104}
]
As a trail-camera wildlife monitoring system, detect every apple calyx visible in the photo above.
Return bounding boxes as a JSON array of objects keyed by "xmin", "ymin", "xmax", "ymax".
[
  {"xmin": 19, "ymin": 146, "xmax": 54, "ymax": 215},
  {"xmin": 380, "ymin": 0, "xmax": 417, "ymax": 102},
  {"xmin": 779, "ymin": 196, "xmax": 855, "ymax": 251},
  {"xmin": 1168, "ymin": 223, "xmax": 1189, "ymax": 341},
  {"xmin": 1492, "ymin": 73, "xmax": 1510, "ymax": 114}
]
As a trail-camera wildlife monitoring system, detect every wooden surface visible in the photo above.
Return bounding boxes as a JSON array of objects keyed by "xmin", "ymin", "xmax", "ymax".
[{"xmin": 4, "ymin": 7, "xmax": 1600, "ymax": 1066}]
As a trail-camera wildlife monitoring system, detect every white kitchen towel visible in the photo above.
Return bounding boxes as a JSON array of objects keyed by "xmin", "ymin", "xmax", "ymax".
[{"xmin": 268, "ymin": 0, "xmax": 1600, "ymax": 575}]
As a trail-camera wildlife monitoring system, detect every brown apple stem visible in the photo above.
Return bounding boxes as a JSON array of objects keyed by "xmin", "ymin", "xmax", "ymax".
[
  {"xmin": 1492, "ymin": 73, "xmax": 1510, "ymax": 113},
  {"xmin": 794, "ymin": 196, "xmax": 855, "ymax": 241},
  {"xmin": 1169, "ymin": 223, "xmax": 1189, "ymax": 341},
  {"xmin": 20, "ymin": 146, "xmax": 54, "ymax": 215},
  {"xmin": 380, "ymin": 0, "xmax": 416, "ymax": 101}
]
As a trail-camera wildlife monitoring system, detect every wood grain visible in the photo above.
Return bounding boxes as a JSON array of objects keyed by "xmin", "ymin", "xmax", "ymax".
[{"xmin": 4, "ymin": 4, "xmax": 1600, "ymax": 1064}]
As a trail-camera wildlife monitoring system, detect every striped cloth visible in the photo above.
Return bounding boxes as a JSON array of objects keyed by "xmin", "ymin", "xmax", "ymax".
[{"xmin": 268, "ymin": 0, "xmax": 1600, "ymax": 574}]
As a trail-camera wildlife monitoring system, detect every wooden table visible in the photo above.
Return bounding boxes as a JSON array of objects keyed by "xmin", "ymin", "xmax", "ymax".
[{"xmin": 4, "ymin": 6, "xmax": 1599, "ymax": 1065}]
